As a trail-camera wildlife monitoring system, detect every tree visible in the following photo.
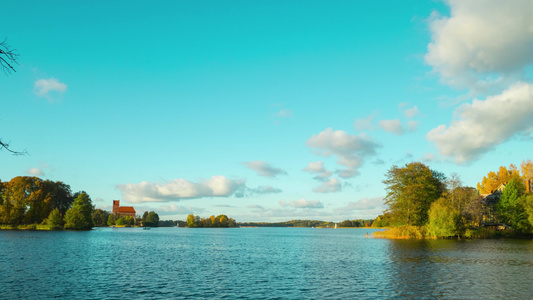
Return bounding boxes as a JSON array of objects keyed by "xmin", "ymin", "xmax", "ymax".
[
  {"xmin": 45, "ymin": 208, "xmax": 62, "ymax": 229},
  {"xmin": 144, "ymin": 211, "xmax": 159, "ymax": 227},
  {"xmin": 0, "ymin": 39, "xmax": 18, "ymax": 74},
  {"xmin": 383, "ymin": 162, "xmax": 446, "ymax": 226},
  {"xmin": 142, "ymin": 211, "xmax": 149, "ymax": 225},
  {"xmin": 339, "ymin": 220, "xmax": 353, "ymax": 227},
  {"xmin": 497, "ymin": 176, "xmax": 527, "ymax": 231},
  {"xmin": 522, "ymin": 194, "xmax": 533, "ymax": 228},
  {"xmin": 477, "ymin": 165, "xmax": 519, "ymax": 194},
  {"xmin": 116, "ymin": 216, "xmax": 134, "ymax": 226},
  {"xmin": 218, "ymin": 214, "xmax": 229, "ymax": 227},
  {"xmin": 521, "ymin": 159, "xmax": 533, "ymax": 182},
  {"xmin": 92, "ymin": 209, "xmax": 109, "ymax": 227},
  {"xmin": 64, "ymin": 192, "xmax": 94, "ymax": 230},
  {"xmin": 427, "ymin": 197, "xmax": 461, "ymax": 238},
  {"xmin": 107, "ymin": 214, "xmax": 116, "ymax": 226},
  {"xmin": 187, "ymin": 214, "xmax": 196, "ymax": 227}
]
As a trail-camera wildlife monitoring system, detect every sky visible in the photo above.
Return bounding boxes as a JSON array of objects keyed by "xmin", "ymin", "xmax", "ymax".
[{"xmin": 1, "ymin": 0, "xmax": 533, "ymax": 222}]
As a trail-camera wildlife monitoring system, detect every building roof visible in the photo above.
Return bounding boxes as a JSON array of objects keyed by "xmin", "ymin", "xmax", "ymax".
[{"xmin": 117, "ymin": 206, "xmax": 136, "ymax": 213}]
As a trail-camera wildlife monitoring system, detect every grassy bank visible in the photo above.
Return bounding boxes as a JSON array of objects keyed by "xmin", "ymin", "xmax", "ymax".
[
  {"xmin": 372, "ymin": 225, "xmax": 530, "ymax": 239},
  {"xmin": 0, "ymin": 224, "xmax": 58, "ymax": 230}
]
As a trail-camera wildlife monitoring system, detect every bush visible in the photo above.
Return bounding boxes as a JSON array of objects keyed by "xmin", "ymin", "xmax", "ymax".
[{"xmin": 373, "ymin": 225, "xmax": 427, "ymax": 239}]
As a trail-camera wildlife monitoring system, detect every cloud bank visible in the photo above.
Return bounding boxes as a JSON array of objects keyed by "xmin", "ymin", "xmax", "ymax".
[
  {"xmin": 427, "ymin": 82, "xmax": 533, "ymax": 163},
  {"xmin": 426, "ymin": 1, "xmax": 533, "ymax": 163},
  {"xmin": 426, "ymin": 0, "xmax": 533, "ymax": 91},
  {"xmin": 117, "ymin": 176, "xmax": 245, "ymax": 203},
  {"xmin": 280, "ymin": 198, "xmax": 324, "ymax": 209}
]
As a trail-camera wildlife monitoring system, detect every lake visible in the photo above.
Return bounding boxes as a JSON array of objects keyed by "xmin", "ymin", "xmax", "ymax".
[{"xmin": 1, "ymin": 227, "xmax": 532, "ymax": 299}]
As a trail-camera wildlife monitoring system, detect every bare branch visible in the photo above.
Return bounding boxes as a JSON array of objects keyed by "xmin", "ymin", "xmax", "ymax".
[
  {"xmin": 0, "ymin": 139, "xmax": 27, "ymax": 155},
  {"xmin": 0, "ymin": 38, "xmax": 20, "ymax": 74}
]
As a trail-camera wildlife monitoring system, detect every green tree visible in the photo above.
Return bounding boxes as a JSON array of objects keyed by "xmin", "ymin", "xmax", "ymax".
[
  {"xmin": 383, "ymin": 162, "xmax": 446, "ymax": 226},
  {"xmin": 144, "ymin": 211, "xmax": 159, "ymax": 227},
  {"xmin": 522, "ymin": 194, "xmax": 533, "ymax": 228},
  {"xmin": 45, "ymin": 208, "xmax": 62, "ymax": 229},
  {"xmin": 339, "ymin": 220, "xmax": 353, "ymax": 227},
  {"xmin": 497, "ymin": 176, "xmax": 527, "ymax": 230},
  {"xmin": 116, "ymin": 216, "xmax": 134, "ymax": 226},
  {"xmin": 107, "ymin": 214, "xmax": 116, "ymax": 226},
  {"xmin": 64, "ymin": 192, "xmax": 94, "ymax": 230},
  {"xmin": 427, "ymin": 197, "xmax": 461, "ymax": 237},
  {"xmin": 142, "ymin": 211, "xmax": 149, "ymax": 225},
  {"xmin": 92, "ymin": 209, "xmax": 109, "ymax": 227}
]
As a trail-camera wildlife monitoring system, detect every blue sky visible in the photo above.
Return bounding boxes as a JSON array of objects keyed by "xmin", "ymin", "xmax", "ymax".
[{"xmin": 2, "ymin": 0, "xmax": 533, "ymax": 222}]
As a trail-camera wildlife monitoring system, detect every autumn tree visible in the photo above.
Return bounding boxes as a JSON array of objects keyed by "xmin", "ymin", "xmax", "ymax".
[
  {"xmin": 521, "ymin": 159, "xmax": 533, "ymax": 182},
  {"xmin": 187, "ymin": 214, "xmax": 196, "ymax": 227},
  {"xmin": 383, "ymin": 162, "xmax": 446, "ymax": 226},
  {"xmin": 477, "ymin": 165, "xmax": 520, "ymax": 194}
]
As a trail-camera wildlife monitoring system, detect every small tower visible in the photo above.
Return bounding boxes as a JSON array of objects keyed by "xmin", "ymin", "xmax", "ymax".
[{"xmin": 113, "ymin": 200, "xmax": 120, "ymax": 215}]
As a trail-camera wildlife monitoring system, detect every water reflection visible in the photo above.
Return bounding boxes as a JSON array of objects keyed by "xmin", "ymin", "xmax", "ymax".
[{"xmin": 386, "ymin": 239, "xmax": 533, "ymax": 299}]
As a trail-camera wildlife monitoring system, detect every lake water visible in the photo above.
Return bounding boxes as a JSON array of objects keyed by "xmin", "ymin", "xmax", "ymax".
[{"xmin": 1, "ymin": 227, "xmax": 532, "ymax": 299}]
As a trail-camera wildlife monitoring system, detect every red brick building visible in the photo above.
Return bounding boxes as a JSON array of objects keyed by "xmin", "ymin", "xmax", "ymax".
[{"xmin": 113, "ymin": 200, "xmax": 136, "ymax": 218}]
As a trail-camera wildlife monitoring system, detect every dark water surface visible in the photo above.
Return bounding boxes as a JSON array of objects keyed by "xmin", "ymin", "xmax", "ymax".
[{"xmin": 1, "ymin": 227, "xmax": 532, "ymax": 299}]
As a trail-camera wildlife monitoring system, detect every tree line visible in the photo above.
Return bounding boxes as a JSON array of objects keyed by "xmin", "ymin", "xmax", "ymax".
[
  {"xmin": 186, "ymin": 214, "xmax": 237, "ymax": 227},
  {"xmin": 0, "ymin": 176, "xmax": 164, "ymax": 230},
  {"xmin": 374, "ymin": 160, "xmax": 533, "ymax": 238}
]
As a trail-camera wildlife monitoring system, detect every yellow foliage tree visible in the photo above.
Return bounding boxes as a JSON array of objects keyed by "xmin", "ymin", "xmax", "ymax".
[
  {"xmin": 477, "ymin": 165, "xmax": 519, "ymax": 194},
  {"xmin": 521, "ymin": 159, "xmax": 533, "ymax": 181}
]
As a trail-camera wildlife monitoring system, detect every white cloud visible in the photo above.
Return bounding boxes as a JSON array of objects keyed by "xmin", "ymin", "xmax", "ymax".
[
  {"xmin": 333, "ymin": 197, "xmax": 386, "ymax": 219},
  {"xmin": 379, "ymin": 119, "xmax": 405, "ymax": 135},
  {"xmin": 334, "ymin": 197, "xmax": 385, "ymax": 212},
  {"xmin": 313, "ymin": 177, "xmax": 342, "ymax": 193},
  {"xmin": 303, "ymin": 161, "xmax": 325, "ymax": 173},
  {"xmin": 247, "ymin": 185, "xmax": 282, "ymax": 194},
  {"xmin": 245, "ymin": 161, "xmax": 287, "ymax": 177},
  {"xmin": 306, "ymin": 128, "xmax": 380, "ymax": 178},
  {"xmin": 427, "ymin": 82, "xmax": 533, "ymax": 163},
  {"xmin": 404, "ymin": 105, "xmax": 420, "ymax": 118},
  {"xmin": 288, "ymin": 198, "xmax": 324, "ymax": 209},
  {"xmin": 303, "ymin": 161, "xmax": 332, "ymax": 181},
  {"xmin": 158, "ymin": 204, "xmax": 202, "ymax": 215},
  {"xmin": 354, "ymin": 114, "xmax": 376, "ymax": 132},
  {"xmin": 248, "ymin": 204, "xmax": 265, "ymax": 210},
  {"xmin": 273, "ymin": 109, "xmax": 293, "ymax": 118},
  {"xmin": 26, "ymin": 167, "xmax": 44, "ymax": 176},
  {"xmin": 421, "ymin": 153, "xmax": 440, "ymax": 163},
  {"xmin": 406, "ymin": 121, "xmax": 419, "ymax": 132},
  {"xmin": 279, "ymin": 200, "xmax": 287, "ymax": 207},
  {"xmin": 34, "ymin": 78, "xmax": 67, "ymax": 101},
  {"xmin": 117, "ymin": 176, "xmax": 245, "ymax": 203},
  {"xmin": 426, "ymin": 0, "xmax": 533, "ymax": 91}
]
